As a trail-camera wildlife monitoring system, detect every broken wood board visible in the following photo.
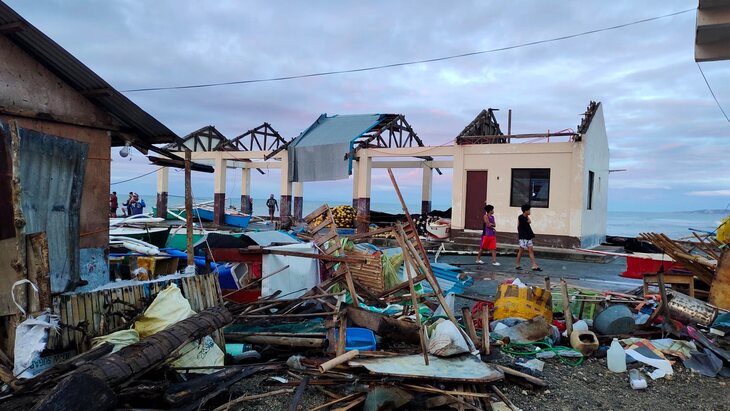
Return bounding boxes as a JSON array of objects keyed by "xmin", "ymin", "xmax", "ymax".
[
  {"xmin": 0, "ymin": 237, "xmax": 21, "ymax": 315},
  {"xmin": 349, "ymin": 354, "xmax": 503, "ymax": 382}
]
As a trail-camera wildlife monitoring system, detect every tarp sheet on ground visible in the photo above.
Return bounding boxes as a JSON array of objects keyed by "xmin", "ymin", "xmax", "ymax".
[
  {"xmin": 288, "ymin": 114, "xmax": 383, "ymax": 182},
  {"xmin": 262, "ymin": 243, "xmax": 320, "ymax": 299}
]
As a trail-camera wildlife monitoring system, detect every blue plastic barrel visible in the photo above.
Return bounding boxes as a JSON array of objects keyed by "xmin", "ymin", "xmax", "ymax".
[{"xmin": 334, "ymin": 327, "xmax": 377, "ymax": 351}]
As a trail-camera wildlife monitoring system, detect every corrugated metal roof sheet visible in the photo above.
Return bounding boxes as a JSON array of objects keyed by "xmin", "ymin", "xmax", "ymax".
[
  {"xmin": 291, "ymin": 114, "xmax": 383, "ymax": 147},
  {"xmin": 0, "ymin": 1, "xmax": 179, "ymax": 146}
]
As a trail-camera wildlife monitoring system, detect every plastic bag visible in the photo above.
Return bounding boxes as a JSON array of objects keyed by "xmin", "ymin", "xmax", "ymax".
[
  {"xmin": 11, "ymin": 280, "xmax": 59, "ymax": 379},
  {"xmin": 92, "ymin": 329, "xmax": 140, "ymax": 353},
  {"xmin": 13, "ymin": 312, "xmax": 59, "ymax": 378},
  {"xmin": 134, "ymin": 283, "xmax": 196, "ymax": 338},
  {"xmin": 493, "ymin": 284, "xmax": 553, "ymax": 322},
  {"xmin": 427, "ymin": 319, "xmax": 471, "ymax": 357},
  {"xmin": 134, "ymin": 284, "xmax": 224, "ymax": 372}
]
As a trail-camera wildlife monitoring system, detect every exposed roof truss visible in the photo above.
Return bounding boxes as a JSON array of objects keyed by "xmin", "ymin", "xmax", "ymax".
[
  {"xmin": 455, "ymin": 109, "xmax": 505, "ymax": 145},
  {"xmin": 164, "ymin": 125, "xmax": 227, "ymax": 152},
  {"xmin": 217, "ymin": 123, "xmax": 287, "ymax": 152}
]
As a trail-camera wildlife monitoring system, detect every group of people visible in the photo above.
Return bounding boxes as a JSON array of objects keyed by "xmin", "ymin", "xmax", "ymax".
[
  {"xmin": 109, "ymin": 192, "xmax": 146, "ymax": 217},
  {"xmin": 476, "ymin": 203, "xmax": 542, "ymax": 271}
]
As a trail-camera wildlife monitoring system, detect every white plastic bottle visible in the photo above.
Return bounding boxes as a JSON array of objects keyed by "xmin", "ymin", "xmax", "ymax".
[{"xmin": 607, "ymin": 338, "xmax": 627, "ymax": 373}]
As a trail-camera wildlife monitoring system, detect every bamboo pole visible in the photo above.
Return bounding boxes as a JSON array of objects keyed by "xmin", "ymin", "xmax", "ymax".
[
  {"xmin": 184, "ymin": 149, "xmax": 194, "ymax": 270},
  {"xmin": 561, "ymin": 278, "xmax": 573, "ymax": 336},
  {"xmin": 481, "ymin": 307, "xmax": 490, "ymax": 356},
  {"xmin": 394, "ymin": 231, "xmax": 429, "ymax": 365},
  {"xmin": 318, "ymin": 349, "xmax": 359, "ymax": 373}
]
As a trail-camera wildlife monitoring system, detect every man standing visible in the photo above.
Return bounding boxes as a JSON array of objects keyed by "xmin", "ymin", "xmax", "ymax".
[
  {"xmin": 515, "ymin": 204, "xmax": 542, "ymax": 271},
  {"xmin": 266, "ymin": 194, "xmax": 278, "ymax": 223},
  {"xmin": 110, "ymin": 192, "xmax": 118, "ymax": 217},
  {"xmin": 128, "ymin": 193, "xmax": 146, "ymax": 216}
]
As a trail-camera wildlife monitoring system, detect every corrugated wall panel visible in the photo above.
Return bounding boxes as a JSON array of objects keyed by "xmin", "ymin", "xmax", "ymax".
[{"xmin": 7, "ymin": 123, "xmax": 89, "ymax": 292}]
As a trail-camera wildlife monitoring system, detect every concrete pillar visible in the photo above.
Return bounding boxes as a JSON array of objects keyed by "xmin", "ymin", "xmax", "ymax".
[
  {"xmin": 279, "ymin": 152, "xmax": 292, "ymax": 226},
  {"xmin": 240, "ymin": 167, "xmax": 252, "ymax": 214},
  {"xmin": 355, "ymin": 154, "xmax": 372, "ymax": 234},
  {"xmin": 421, "ymin": 166, "xmax": 432, "ymax": 215},
  {"xmin": 213, "ymin": 156, "xmax": 227, "ymax": 225},
  {"xmin": 451, "ymin": 149, "xmax": 466, "ymax": 230},
  {"xmin": 293, "ymin": 182, "xmax": 303, "ymax": 221},
  {"xmin": 155, "ymin": 167, "xmax": 169, "ymax": 219}
]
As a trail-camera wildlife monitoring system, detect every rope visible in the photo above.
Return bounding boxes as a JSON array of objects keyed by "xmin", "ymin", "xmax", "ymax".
[{"xmin": 501, "ymin": 340, "xmax": 584, "ymax": 367}]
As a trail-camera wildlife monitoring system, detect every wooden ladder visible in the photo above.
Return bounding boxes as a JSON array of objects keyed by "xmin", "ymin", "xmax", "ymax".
[{"xmin": 303, "ymin": 204, "xmax": 359, "ymax": 303}]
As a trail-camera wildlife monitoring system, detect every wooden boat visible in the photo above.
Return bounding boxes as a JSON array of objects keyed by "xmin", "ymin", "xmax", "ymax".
[
  {"xmin": 192, "ymin": 206, "xmax": 252, "ymax": 228},
  {"xmin": 108, "ymin": 226, "xmax": 171, "ymax": 248}
]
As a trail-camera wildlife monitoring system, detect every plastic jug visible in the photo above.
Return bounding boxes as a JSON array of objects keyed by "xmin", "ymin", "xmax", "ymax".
[{"xmin": 607, "ymin": 338, "xmax": 626, "ymax": 372}]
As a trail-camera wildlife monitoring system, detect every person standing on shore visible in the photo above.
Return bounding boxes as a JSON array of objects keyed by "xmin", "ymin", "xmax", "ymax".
[
  {"xmin": 476, "ymin": 204, "xmax": 500, "ymax": 265},
  {"xmin": 515, "ymin": 204, "xmax": 542, "ymax": 271},
  {"xmin": 128, "ymin": 193, "xmax": 146, "ymax": 216},
  {"xmin": 266, "ymin": 194, "xmax": 278, "ymax": 223},
  {"xmin": 109, "ymin": 192, "xmax": 118, "ymax": 217},
  {"xmin": 124, "ymin": 192, "xmax": 133, "ymax": 217}
]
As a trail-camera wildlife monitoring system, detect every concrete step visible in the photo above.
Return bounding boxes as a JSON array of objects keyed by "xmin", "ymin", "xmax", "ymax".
[{"xmin": 369, "ymin": 238, "xmax": 616, "ymax": 263}]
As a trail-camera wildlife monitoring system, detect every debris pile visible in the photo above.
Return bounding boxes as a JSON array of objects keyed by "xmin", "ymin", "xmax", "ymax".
[{"xmin": 1, "ymin": 175, "xmax": 729, "ymax": 410}]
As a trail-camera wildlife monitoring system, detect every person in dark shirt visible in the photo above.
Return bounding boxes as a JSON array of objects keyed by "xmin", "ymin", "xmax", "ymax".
[
  {"xmin": 476, "ymin": 204, "xmax": 500, "ymax": 265},
  {"xmin": 266, "ymin": 194, "xmax": 278, "ymax": 223},
  {"xmin": 515, "ymin": 204, "xmax": 541, "ymax": 271}
]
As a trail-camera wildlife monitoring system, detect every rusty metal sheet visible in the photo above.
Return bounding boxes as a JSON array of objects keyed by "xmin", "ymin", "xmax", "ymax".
[
  {"xmin": 2, "ymin": 121, "xmax": 89, "ymax": 293},
  {"xmin": 349, "ymin": 354, "xmax": 504, "ymax": 382}
]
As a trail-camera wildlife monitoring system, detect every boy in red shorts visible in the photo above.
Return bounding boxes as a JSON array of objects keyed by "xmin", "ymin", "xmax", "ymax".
[{"xmin": 476, "ymin": 204, "xmax": 500, "ymax": 265}]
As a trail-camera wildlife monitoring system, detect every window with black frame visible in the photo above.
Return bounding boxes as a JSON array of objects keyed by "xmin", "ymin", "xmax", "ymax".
[{"xmin": 510, "ymin": 168, "xmax": 550, "ymax": 208}]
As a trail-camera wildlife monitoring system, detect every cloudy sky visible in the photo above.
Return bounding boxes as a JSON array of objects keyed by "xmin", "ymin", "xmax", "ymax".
[{"xmin": 7, "ymin": 0, "xmax": 730, "ymax": 212}]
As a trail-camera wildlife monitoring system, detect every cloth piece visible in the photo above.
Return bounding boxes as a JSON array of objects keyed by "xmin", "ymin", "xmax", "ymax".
[
  {"xmin": 261, "ymin": 242, "xmax": 320, "ymax": 299},
  {"xmin": 683, "ymin": 349, "xmax": 724, "ymax": 377},
  {"xmin": 289, "ymin": 114, "xmax": 382, "ymax": 182}
]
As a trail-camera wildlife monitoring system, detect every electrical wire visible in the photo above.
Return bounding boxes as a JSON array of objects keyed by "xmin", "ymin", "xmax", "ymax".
[
  {"xmin": 501, "ymin": 340, "xmax": 585, "ymax": 367},
  {"xmin": 121, "ymin": 8, "xmax": 694, "ymax": 93},
  {"xmin": 696, "ymin": 62, "xmax": 730, "ymax": 124},
  {"xmin": 110, "ymin": 167, "xmax": 163, "ymax": 185}
]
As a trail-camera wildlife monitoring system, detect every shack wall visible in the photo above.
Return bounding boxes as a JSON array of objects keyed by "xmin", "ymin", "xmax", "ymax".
[
  {"xmin": 577, "ymin": 104, "xmax": 609, "ymax": 248},
  {"xmin": 0, "ymin": 33, "xmax": 113, "ymax": 288},
  {"xmin": 452, "ymin": 142, "xmax": 581, "ymax": 246}
]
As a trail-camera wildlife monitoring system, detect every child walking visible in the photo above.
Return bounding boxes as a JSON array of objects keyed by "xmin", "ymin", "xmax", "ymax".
[
  {"xmin": 515, "ymin": 204, "xmax": 542, "ymax": 271},
  {"xmin": 476, "ymin": 204, "xmax": 500, "ymax": 266}
]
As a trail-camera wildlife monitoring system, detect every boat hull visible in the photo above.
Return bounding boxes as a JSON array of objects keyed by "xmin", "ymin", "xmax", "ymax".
[{"xmin": 192, "ymin": 207, "xmax": 252, "ymax": 228}]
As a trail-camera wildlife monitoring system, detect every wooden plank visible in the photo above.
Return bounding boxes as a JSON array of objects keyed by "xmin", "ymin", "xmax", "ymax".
[
  {"xmin": 83, "ymin": 292, "xmax": 93, "ymax": 351},
  {"xmin": 59, "ymin": 295, "xmax": 69, "ymax": 349},
  {"xmin": 304, "ymin": 204, "xmax": 330, "ymax": 223},
  {"xmin": 0, "ymin": 238, "xmax": 21, "ymax": 316}
]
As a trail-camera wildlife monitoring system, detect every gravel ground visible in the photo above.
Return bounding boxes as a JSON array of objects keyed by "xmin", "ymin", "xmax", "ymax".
[
  {"xmin": 494, "ymin": 354, "xmax": 730, "ymax": 411},
  {"xmin": 206, "ymin": 352, "xmax": 729, "ymax": 411}
]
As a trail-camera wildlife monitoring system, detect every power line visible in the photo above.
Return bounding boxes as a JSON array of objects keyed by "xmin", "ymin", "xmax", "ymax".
[
  {"xmin": 111, "ymin": 167, "xmax": 163, "ymax": 185},
  {"xmin": 696, "ymin": 62, "xmax": 730, "ymax": 124},
  {"xmin": 121, "ymin": 8, "xmax": 694, "ymax": 93}
]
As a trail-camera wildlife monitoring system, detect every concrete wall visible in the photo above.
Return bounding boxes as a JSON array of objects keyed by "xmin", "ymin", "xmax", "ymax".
[
  {"xmin": 0, "ymin": 33, "xmax": 114, "ymax": 286},
  {"xmin": 451, "ymin": 142, "xmax": 580, "ymax": 243},
  {"xmin": 577, "ymin": 104, "xmax": 609, "ymax": 248}
]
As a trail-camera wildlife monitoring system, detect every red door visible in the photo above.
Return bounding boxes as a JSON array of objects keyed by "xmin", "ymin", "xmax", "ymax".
[{"xmin": 465, "ymin": 171, "xmax": 488, "ymax": 230}]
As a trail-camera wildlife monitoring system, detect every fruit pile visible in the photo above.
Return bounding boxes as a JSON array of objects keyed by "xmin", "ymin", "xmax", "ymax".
[
  {"xmin": 332, "ymin": 205, "xmax": 356, "ymax": 228},
  {"xmin": 310, "ymin": 205, "xmax": 357, "ymax": 228}
]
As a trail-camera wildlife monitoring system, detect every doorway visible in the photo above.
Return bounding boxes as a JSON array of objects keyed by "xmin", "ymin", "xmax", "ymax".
[{"xmin": 464, "ymin": 171, "xmax": 488, "ymax": 230}]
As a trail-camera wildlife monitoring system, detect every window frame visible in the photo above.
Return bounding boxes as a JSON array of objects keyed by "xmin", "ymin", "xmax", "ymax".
[
  {"xmin": 587, "ymin": 170, "xmax": 595, "ymax": 210},
  {"xmin": 510, "ymin": 168, "xmax": 551, "ymax": 208}
]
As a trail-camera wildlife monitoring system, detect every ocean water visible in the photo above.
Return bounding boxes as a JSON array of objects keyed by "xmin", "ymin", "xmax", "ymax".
[{"xmin": 144, "ymin": 194, "xmax": 726, "ymax": 239}]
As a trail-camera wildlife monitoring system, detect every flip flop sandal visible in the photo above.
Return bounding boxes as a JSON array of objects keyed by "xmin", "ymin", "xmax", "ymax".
[
  {"xmin": 515, "ymin": 266, "xmax": 523, "ymax": 270},
  {"xmin": 532, "ymin": 267, "xmax": 543, "ymax": 272}
]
